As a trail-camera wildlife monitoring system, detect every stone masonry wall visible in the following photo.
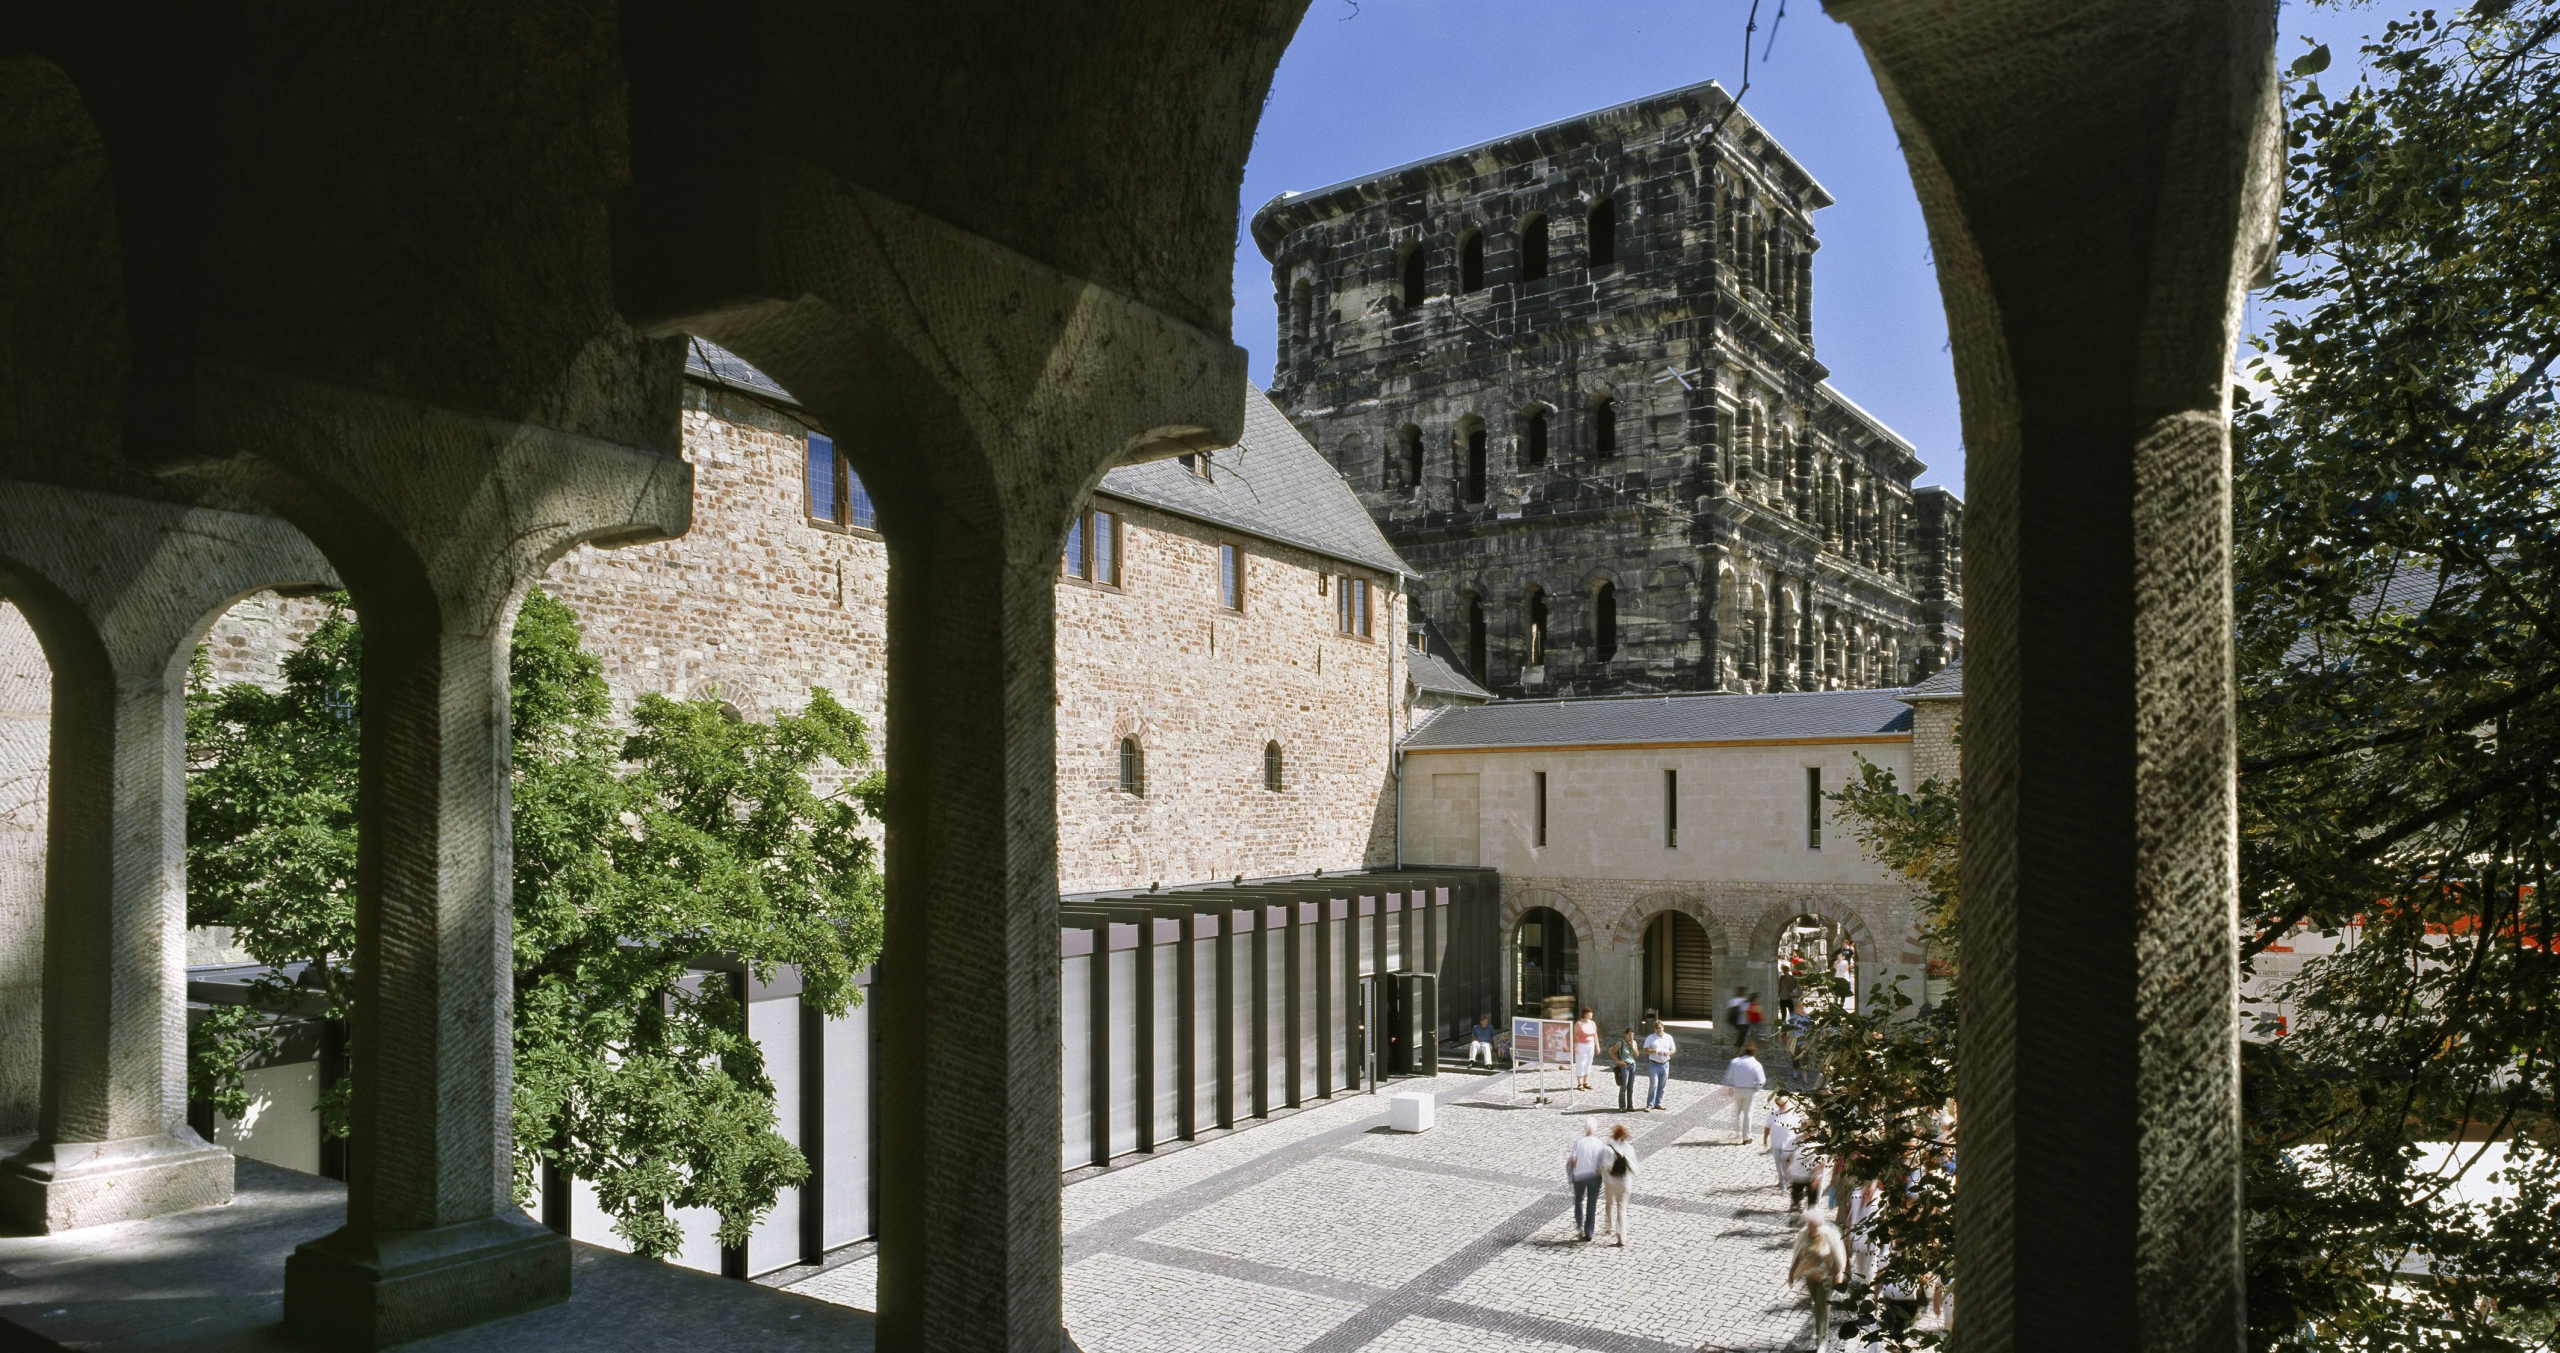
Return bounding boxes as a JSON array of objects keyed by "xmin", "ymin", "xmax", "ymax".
[
  {"xmin": 1256, "ymin": 81, "xmax": 1962, "ymax": 699},
  {"xmin": 1056, "ymin": 493, "xmax": 1405, "ymax": 893},
  {"xmin": 0, "ymin": 603, "xmax": 44, "ymax": 1134}
]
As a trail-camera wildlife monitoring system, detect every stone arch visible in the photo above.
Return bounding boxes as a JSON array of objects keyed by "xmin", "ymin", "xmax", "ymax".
[
  {"xmin": 1743, "ymin": 896, "xmax": 1880, "ymax": 971},
  {"xmin": 1502, "ymin": 885, "xmax": 1600, "ymax": 958},
  {"xmin": 1607, "ymin": 890, "xmax": 1734, "ymax": 959}
]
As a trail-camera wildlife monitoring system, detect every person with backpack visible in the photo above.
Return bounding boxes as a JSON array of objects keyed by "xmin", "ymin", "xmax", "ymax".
[
  {"xmin": 1600, "ymin": 1122, "xmax": 1640, "ymax": 1245},
  {"xmin": 1609, "ymin": 1026, "xmax": 1641, "ymax": 1111}
]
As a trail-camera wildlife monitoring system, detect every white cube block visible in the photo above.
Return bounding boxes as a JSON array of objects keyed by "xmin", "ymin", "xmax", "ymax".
[{"xmin": 1388, "ymin": 1091, "xmax": 1436, "ymax": 1133}]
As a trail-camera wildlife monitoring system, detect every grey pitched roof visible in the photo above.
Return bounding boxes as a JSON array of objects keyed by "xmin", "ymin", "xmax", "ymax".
[
  {"xmin": 1096, "ymin": 387, "xmax": 1412, "ymax": 578},
  {"xmin": 685, "ymin": 338, "xmax": 802, "ymax": 407},
  {"xmin": 1408, "ymin": 649, "xmax": 1493, "ymax": 701},
  {"xmin": 1402, "ymin": 687, "xmax": 1917, "ymax": 751},
  {"xmin": 1903, "ymin": 660, "xmax": 1962, "ymax": 701}
]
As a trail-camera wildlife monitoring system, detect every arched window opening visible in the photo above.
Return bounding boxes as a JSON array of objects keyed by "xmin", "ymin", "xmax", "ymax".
[
  {"xmin": 1117, "ymin": 737, "xmax": 1144, "ymax": 796},
  {"xmin": 1399, "ymin": 424, "xmax": 1425, "ymax": 490},
  {"xmin": 1514, "ymin": 906, "xmax": 1579, "ymax": 1016},
  {"xmin": 1464, "ymin": 592, "xmax": 1487, "ymax": 682},
  {"xmin": 1400, "ymin": 244, "xmax": 1426, "ymax": 308},
  {"xmin": 1289, "ymin": 278, "xmax": 1314, "ymax": 346},
  {"xmin": 1263, "ymin": 741, "xmax": 1284, "ymax": 792},
  {"xmin": 1781, "ymin": 914, "xmax": 1857, "ymax": 1014},
  {"xmin": 1525, "ymin": 587, "xmax": 1547, "ymax": 666},
  {"xmin": 1458, "ymin": 229, "xmax": 1485, "ymax": 293},
  {"xmin": 1590, "ymin": 394, "xmax": 1617, "ymax": 459},
  {"xmin": 1595, "ymin": 582, "xmax": 1618, "ymax": 663},
  {"xmin": 1587, "ymin": 197, "xmax": 1618, "ymax": 268},
  {"xmin": 1463, "ymin": 421, "xmax": 1487, "ymax": 503},
  {"xmin": 1642, "ymin": 912, "xmax": 1713, "ymax": 1019},
  {"xmin": 1520, "ymin": 213, "xmax": 1550, "ymax": 282},
  {"xmin": 1522, "ymin": 408, "xmax": 1548, "ymax": 467}
]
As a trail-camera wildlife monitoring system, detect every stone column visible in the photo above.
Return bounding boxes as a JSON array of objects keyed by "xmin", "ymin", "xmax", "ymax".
[
  {"xmin": 1828, "ymin": 0, "xmax": 2278, "ymax": 1347},
  {"xmin": 0, "ymin": 483, "xmax": 334, "ymax": 1232},
  {"xmin": 182, "ymin": 366, "xmax": 691, "ymax": 1348},
  {"xmin": 655, "ymin": 174, "xmax": 1244, "ymax": 1353}
]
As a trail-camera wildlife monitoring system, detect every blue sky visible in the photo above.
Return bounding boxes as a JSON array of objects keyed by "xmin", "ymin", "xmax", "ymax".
[{"xmin": 1233, "ymin": 0, "xmax": 2399, "ymax": 493}]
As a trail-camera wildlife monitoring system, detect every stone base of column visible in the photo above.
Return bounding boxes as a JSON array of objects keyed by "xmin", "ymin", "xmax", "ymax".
[
  {"xmin": 283, "ymin": 1211, "xmax": 569, "ymax": 1350},
  {"xmin": 0, "ymin": 1130, "xmax": 235, "ymax": 1233}
]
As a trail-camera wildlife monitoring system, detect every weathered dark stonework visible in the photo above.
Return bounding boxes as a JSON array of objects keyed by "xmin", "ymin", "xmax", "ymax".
[{"xmin": 1253, "ymin": 79, "xmax": 1962, "ymax": 698}]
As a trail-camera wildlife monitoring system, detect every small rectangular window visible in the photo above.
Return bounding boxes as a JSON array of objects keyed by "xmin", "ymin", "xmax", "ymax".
[
  {"xmin": 807, "ymin": 433, "xmax": 839, "ymax": 523},
  {"xmin": 1533, "ymin": 771, "xmax": 1548, "ymax": 848},
  {"xmin": 1806, "ymin": 766, "xmax": 1824, "ymax": 850},
  {"xmin": 1220, "ymin": 543, "xmax": 1243, "ymax": 611},
  {"xmin": 1664, "ymin": 768, "xmax": 1679, "ymax": 849},
  {"xmin": 1063, "ymin": 509, "xmax": 1120, "ymax": 586},
  {"xmin": 1336, "ymin": 577, "xmax": 1372, "ymax": 637},
  {"xmin": 1094, "ymin": 511, "xmax": 1119, "ymax": 586}
]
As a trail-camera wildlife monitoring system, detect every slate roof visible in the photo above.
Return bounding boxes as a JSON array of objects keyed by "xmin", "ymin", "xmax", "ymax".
[
  {"xmin": 1408, "ymin": 649, "xmax": 1493, "ymax": 701},
  {"xmin": 681, "ymin": 342, "xmax": 1410, "ymax": 579},
  {"xmin": 1402, "ymin": 686, "xmax": 1917, "ymax": 752},
  {"xmin": 1095, "ymin": 387, "xmax": 1412, "ymax": 579},
  {"xmin": 1903, "ymin": 660, "xmax": 1962, "ymax": 701},
  {"xmin": 685, "ymin": 338, "xmax": 802, "ymax": 407}
]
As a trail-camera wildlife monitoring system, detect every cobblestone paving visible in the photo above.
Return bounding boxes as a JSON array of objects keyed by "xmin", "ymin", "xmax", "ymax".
[{"xmin": 785, "ymin": 1055, "xmax": 1865, "ymax": 1351}]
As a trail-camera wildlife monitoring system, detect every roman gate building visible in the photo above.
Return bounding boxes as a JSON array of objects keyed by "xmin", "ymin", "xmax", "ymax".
[
  {"xmin": 1252, "ymin": 79, "xmax": 1962, "ymax": 701},
  {"xmin": 1399, "ymin": 675, "xmax": 1961, "ymax": 1033}
]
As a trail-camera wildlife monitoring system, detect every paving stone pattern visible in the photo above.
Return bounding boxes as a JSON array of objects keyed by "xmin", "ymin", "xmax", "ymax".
[{"xmin": 787, "ymin": 1051, "xmax": 1866, "ymax": 1351}]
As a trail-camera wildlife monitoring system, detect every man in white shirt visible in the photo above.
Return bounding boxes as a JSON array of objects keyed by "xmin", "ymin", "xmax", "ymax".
[
  {"xmin": 1763, "ymin": 1093, "xmax": 1801, "ymax": 1191},
  {"xmin": 1563, "ymin": 1119, "xmax": 1612, "ymax": 1241},
  {"xmin": 1722, "ymin": 1042, "xmax": 1768, "ymax": 1140},
  {"xmin": 1640, "ymin": 1019, "xmax": 1677, "ymax": 1110}
]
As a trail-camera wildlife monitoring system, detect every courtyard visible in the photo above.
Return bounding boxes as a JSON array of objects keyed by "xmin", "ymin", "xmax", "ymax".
[{"xmin": 780, "ymin": 1040, "xmax": 1880, "ymax": 1353}]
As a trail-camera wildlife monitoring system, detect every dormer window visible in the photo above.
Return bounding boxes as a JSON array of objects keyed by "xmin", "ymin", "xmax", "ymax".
[{"xmin": 1177, "ymin": 453, "xmax": 1211, "ymax": 479}]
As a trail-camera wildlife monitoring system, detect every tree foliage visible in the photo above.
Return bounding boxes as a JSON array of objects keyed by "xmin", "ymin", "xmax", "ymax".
[
  {"xmin": 2232, "ymin": 2, "xmax": 2560, "ymax": 1346},
  {"xmin": 1790, "ymin": 758, "xmax": 1961, "ymax": 1348},
  {"xmin": 187, "ymin": 590, "xmax": 885, "ymax": 1258}
]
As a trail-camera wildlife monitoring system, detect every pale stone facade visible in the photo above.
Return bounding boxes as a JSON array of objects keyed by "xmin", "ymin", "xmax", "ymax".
[{"xmin": 1399, "ymin": 685, "xmax": 1958, "ymax": 1034}]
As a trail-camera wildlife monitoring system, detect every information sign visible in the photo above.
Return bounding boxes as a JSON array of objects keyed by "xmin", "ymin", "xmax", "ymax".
[{"xmin": 1510, "ymin": 1017, "xmax": 1574, "ymax": 1068}]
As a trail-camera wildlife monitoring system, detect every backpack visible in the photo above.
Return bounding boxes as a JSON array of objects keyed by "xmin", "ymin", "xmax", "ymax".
[{"xmin": 1610, "ymin": 1145, "xmax": 1631, "ymax": 1178}]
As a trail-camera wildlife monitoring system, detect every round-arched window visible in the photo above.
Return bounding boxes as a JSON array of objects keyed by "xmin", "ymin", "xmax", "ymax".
[
  {"xmin": 1118, "ymin": 737, "xmax": 1144, "ymax": 796},
  {"xmin": 1263, "ymin": 741, "xmax": 1283, "ymax": 792}
]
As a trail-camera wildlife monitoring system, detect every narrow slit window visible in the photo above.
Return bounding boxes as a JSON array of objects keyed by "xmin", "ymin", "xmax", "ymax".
[
  {"xmin": 1533, "ymin": 771, "xmax": 1548, "ymax": 847},
  {"xmin": 1588, "ymin": 198, "xmax": 1618, "ymax": 268},
  {"xmin": 1264, "ymin": 741, "xmax": 1284, "ymax": 792},
  {"xmin": 1401, "ymin": 245, "xmax": 1426, "ymax": 308},
  {"xmin": 1399, "ymin": 425, "xmax": 1425, "ymax": 489},
  {"xmin": 1459, "ymin": 230, "xmax": 1485, "ymax": 292},
  {"xmin": 1591, "ymin": 396, "xmax": 1617, "ymax": 458},
  {"xmin": 1464, "ymin": 425, "xmax": 1487, "ymax": 502},
  {"xmin": 1119, "ymin": 738, "xmax": 1145, "ymax": 795},
  {"xmin": 1595, "ymin": 582, "xmax": 1618, "ymax": 662},
  {"xmin": 1524, "ymin": 409, "xmax": 1548, "ymax": 467},
  {"xmin": 1220, "ymin": 543, "xmax": 1244, "ymax": 611},
  {"xmin": 1465, "ymin": 594, "xmax": 1486, "ymax": 679},
  {"xmin": 1520, "ymin": 214, "xmax": 1549, "ymax": 282},
  {"xmin": 1806, "ymin": 766, "xmax": 1824, "ymax": 850},
  {"xmin": 1663, "ymin": 768, "xmax": 1678, "ymax": 849},
  {"xmin": 1525, "ymin": 588, "xmax": 1546, "ymax": 666}
]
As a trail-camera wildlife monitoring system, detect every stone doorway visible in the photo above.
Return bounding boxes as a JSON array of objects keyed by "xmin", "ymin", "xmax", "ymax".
[
  {"xmin": 1512, "ymin": 906, "xmax": 1576, "ymax": 1016},
  {"xmin": 1640, "ymin": 911, "xmax": 1713, "ymax": 1020}
]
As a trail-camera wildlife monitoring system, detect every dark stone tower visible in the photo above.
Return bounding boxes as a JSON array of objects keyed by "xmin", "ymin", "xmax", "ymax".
[{"xmin": 1252, "ymin": 80, "xmax": 1961, "ymax": 697}]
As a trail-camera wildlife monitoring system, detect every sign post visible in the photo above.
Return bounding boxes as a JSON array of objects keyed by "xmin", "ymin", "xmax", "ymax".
[{"xmin": 1511, "ymin": 1016, "xmax": 1576, "ymax": 1106}]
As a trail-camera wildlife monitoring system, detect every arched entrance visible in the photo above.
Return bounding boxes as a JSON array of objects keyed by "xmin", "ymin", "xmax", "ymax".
[
  {"xmin": 1640, "ymin": 911, "xmax": 1712, "ymax": 1019},
  {"xmin": 1779, "ymin": 913, "xmax": 1858, "ymax": 1014},
  {"xmin": 1513, "ymin": 906, "xmax": 1577, "ymax": 1016}
]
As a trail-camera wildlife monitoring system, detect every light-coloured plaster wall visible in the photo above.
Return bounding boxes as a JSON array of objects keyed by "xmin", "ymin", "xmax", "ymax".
[
  {"xmin": 1401, "ymin": 735, "xmax": 1929, "ymax": 1034},
  {"xmin": 1055, "ymin": 493, "xmax": 1405, "ymax": 893}
]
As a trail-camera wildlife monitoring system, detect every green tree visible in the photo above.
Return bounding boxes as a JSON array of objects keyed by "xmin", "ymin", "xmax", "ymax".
[
  {"xmin": 2231, "ymin": 3, "xmax": 2560, "ymax": 1345},
  {"xmin": 187, "ymin": 590, "xmax": 884, "ymax": 1258},
  {"xmin": 1790, "ymin": 758, "xmax": 1960, "ymax": 1348}
]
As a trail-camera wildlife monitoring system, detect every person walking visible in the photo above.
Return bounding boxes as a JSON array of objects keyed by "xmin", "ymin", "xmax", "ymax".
[
  {"xmin": 1610, "ymin": 1026, "xmax": 1641, "ymax": 1111},
  {"xmin": 1777, "ymin": 966, "xmax": 1799, "ymax": 1021},
  {"xmin": 1763, "ymin": 1092, "xmax": 1802, "ymax": 1197},
  {"xmin": 1600, "ymin": 1123, "xmax": 1640, "ymax": 1246},
  {"xmin": 1722, "ymin": 1041, "xmax": 1767, "ymax": 1140},
  {"xmin": 1467, "ymin": 1014, "xmax": 1496, "ymax": 1067},
  {"xmin": 1789, "ymin": 1212, "xmax": 1851, "ymax": 1349},
  {"xmin": 1571, "ymin": 1007, "xmax": 1600, "ymax": 1090},
  {"xmin": 1744, "ymin": 993, "xmax": 1767, "ymax": 1050},
  {"xmin": 1564, "ymin": 1118, "xmax": 1611, "ymax": 1241},
  {"xmin": 1640, "ymin": 1019, "xmax": 1676, "ymax": 1110},
  {"xmin": 1727, "ymin": 987, "xmax": 1750, "ymax": 1047}
]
